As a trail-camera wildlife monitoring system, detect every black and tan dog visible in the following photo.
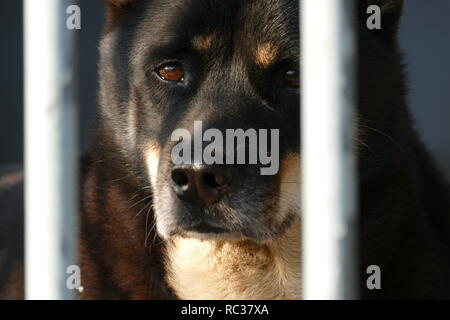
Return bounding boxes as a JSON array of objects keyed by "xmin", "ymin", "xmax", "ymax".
[{"xmin": 1, "ymin": 0, "xmax": 450, "ymax": 299}]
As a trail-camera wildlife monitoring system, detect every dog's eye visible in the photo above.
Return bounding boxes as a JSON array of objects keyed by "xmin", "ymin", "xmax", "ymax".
[
  {"xmin": 156, "ymin": 64, "xmax": 185, "ymax": 82},
  {"xmin": 283, "ymin": 70, "xmax": 300, "ymax": 88}
]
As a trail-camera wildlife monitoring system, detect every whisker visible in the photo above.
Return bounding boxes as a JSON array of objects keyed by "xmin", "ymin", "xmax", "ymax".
[
  {"xmin": 144, "ymin": 205, "xmax": 153, "ymax": 247},
  {"xmin": 360, "ymin": 124, "xmax": 402, "ymax": 150},
  {"xmin": 358, "ymin": 140, "xmax": 376, "ymax": 154},
  {"xmin": 134, "ymin": 202, "xmax": 153, "ymax": 219},
  {"xmin": 129, "ymin": 195, "xmax": 152, "ymax": 209}
]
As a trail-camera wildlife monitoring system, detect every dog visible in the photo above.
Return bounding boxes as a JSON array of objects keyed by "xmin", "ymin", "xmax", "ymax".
[{"xmin": 1, "ymin": 0, "xmax": 450, "ymax": 299}]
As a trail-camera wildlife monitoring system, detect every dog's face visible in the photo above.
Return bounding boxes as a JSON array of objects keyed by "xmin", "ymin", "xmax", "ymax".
[{"xmin": 99, "ymin": 0, "xmax": 404, "ymax": 242}]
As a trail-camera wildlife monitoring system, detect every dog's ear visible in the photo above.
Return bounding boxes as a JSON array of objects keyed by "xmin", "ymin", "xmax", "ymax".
[
  {"xmin": 361, "ymin": 0, "xmax": 404, "ymax": 37},
  {"xmin": 104, "ymin": 0, "xmax": 142, "ymax": 26}
]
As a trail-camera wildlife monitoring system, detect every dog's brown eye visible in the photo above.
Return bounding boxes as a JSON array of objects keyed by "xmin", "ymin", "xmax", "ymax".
[
  {"xmin": 157, "ymin": 64, "xmax": 185, "ymax": 82},
  {"xmin": 283, "ymin": 70, "xmax": 300, "ymax": 88}
]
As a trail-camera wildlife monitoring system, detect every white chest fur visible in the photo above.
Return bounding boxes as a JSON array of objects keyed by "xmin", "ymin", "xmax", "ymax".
[{"xmin": 165, "ymin": 219, "xmax": 302, "ymax": 300}]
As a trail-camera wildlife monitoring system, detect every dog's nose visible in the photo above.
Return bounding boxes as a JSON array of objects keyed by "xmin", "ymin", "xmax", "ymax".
[{"xmin": 171, "ymin": 166, "xmax": 229, "ymax": 204}]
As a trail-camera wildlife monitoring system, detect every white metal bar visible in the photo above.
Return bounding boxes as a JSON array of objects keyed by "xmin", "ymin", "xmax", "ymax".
[
  {"xmin": 25, "ymin": 0, "xmax": 78, "ymax": 300},
  {"xmin": 301, "ymin": 0, "xmax": 357, "ymax": 299}
]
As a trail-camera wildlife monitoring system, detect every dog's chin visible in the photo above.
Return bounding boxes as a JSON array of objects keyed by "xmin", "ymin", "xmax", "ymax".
[
  {"xmin": 176, "ymin": 230, "xmax": 247, "ymax": 242},
  {"xmin": 156, "ymin": 214, "xmax": 299, "ymax": 243},
  {"xmin": 160, "ymin": 223, "xmax": 286, "ymax": 243},
  {"xmin": 154, "ymin": 203, "xmax": 299, "ymax": 243},
  {"xmin": 163, "ymin": 222, "xmax": 249, "ymax": 242}
]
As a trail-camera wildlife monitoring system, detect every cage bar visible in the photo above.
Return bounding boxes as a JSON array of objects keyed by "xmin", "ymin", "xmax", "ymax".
[
  {"xmin": 301, "ymin": 0, "xmax": 357, "ymax": 299},
  {"xmin": 24, "ymin": 0, "xmax": 78, "ymax": 300}
]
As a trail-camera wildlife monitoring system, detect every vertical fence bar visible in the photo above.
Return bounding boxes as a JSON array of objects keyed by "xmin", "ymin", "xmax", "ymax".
[
  {"xmin": 25, "ymin": 0, "xmax": 78, "ymax": 299},
  {"xmin": 301, "ymin": 0, "xmax": 357, "ymax": 299}
]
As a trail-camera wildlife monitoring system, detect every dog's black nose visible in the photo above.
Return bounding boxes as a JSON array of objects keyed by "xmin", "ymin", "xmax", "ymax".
[{"xmin": 171, "ymin": 166, "xmax": 229, "ymax": 204}]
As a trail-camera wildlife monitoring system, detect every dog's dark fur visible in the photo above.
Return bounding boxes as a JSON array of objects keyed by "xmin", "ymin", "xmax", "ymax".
[{"xmin": 1, "ymin": 0, "xmax": 450, "ymax": 299}]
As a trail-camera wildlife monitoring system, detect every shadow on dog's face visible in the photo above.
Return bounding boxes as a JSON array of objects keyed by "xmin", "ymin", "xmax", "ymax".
[{"xmin": 99, "ymin": 0, "xmax": 405, "ymax": 242}]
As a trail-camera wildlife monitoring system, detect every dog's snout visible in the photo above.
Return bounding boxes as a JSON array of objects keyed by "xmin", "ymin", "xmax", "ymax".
[{"xmin": 171, "ymin": 166, "xmax": 229, "ymax": 205}]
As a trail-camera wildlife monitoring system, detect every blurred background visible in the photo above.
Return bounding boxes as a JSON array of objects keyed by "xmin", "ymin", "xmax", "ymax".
[{"xmin": 0, "ymin": 1, "xmax": 449, "ymax": 180}]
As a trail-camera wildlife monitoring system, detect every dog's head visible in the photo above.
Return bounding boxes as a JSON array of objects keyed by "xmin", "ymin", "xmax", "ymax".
[{"xmin": 98, "ymin": 0, "xmax": 405, "ymax": 242}]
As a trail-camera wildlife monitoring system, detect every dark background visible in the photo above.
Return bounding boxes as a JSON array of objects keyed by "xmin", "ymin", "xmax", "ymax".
[{"xmin": 1, "ymin": 1, "xmax": 449, "ymax": 180}]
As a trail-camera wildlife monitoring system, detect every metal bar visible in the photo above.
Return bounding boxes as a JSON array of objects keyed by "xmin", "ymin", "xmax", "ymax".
[
  {"xmin": 301, "ymin": 0, "xmax": 357, "ymax": 299},
  {"xmin": 25, "ymin": 0, "xmax": 78, "ymax": 300}
]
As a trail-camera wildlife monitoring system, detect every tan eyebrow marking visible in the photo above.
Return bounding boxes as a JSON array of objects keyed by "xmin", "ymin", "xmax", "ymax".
[
  {"xmin": 192, "ymin": 33, "xmax": 216, "ymax": 51},
  {"xmin": 255, "ymin": 42, "xmax": 280, "ymax": 68}
]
